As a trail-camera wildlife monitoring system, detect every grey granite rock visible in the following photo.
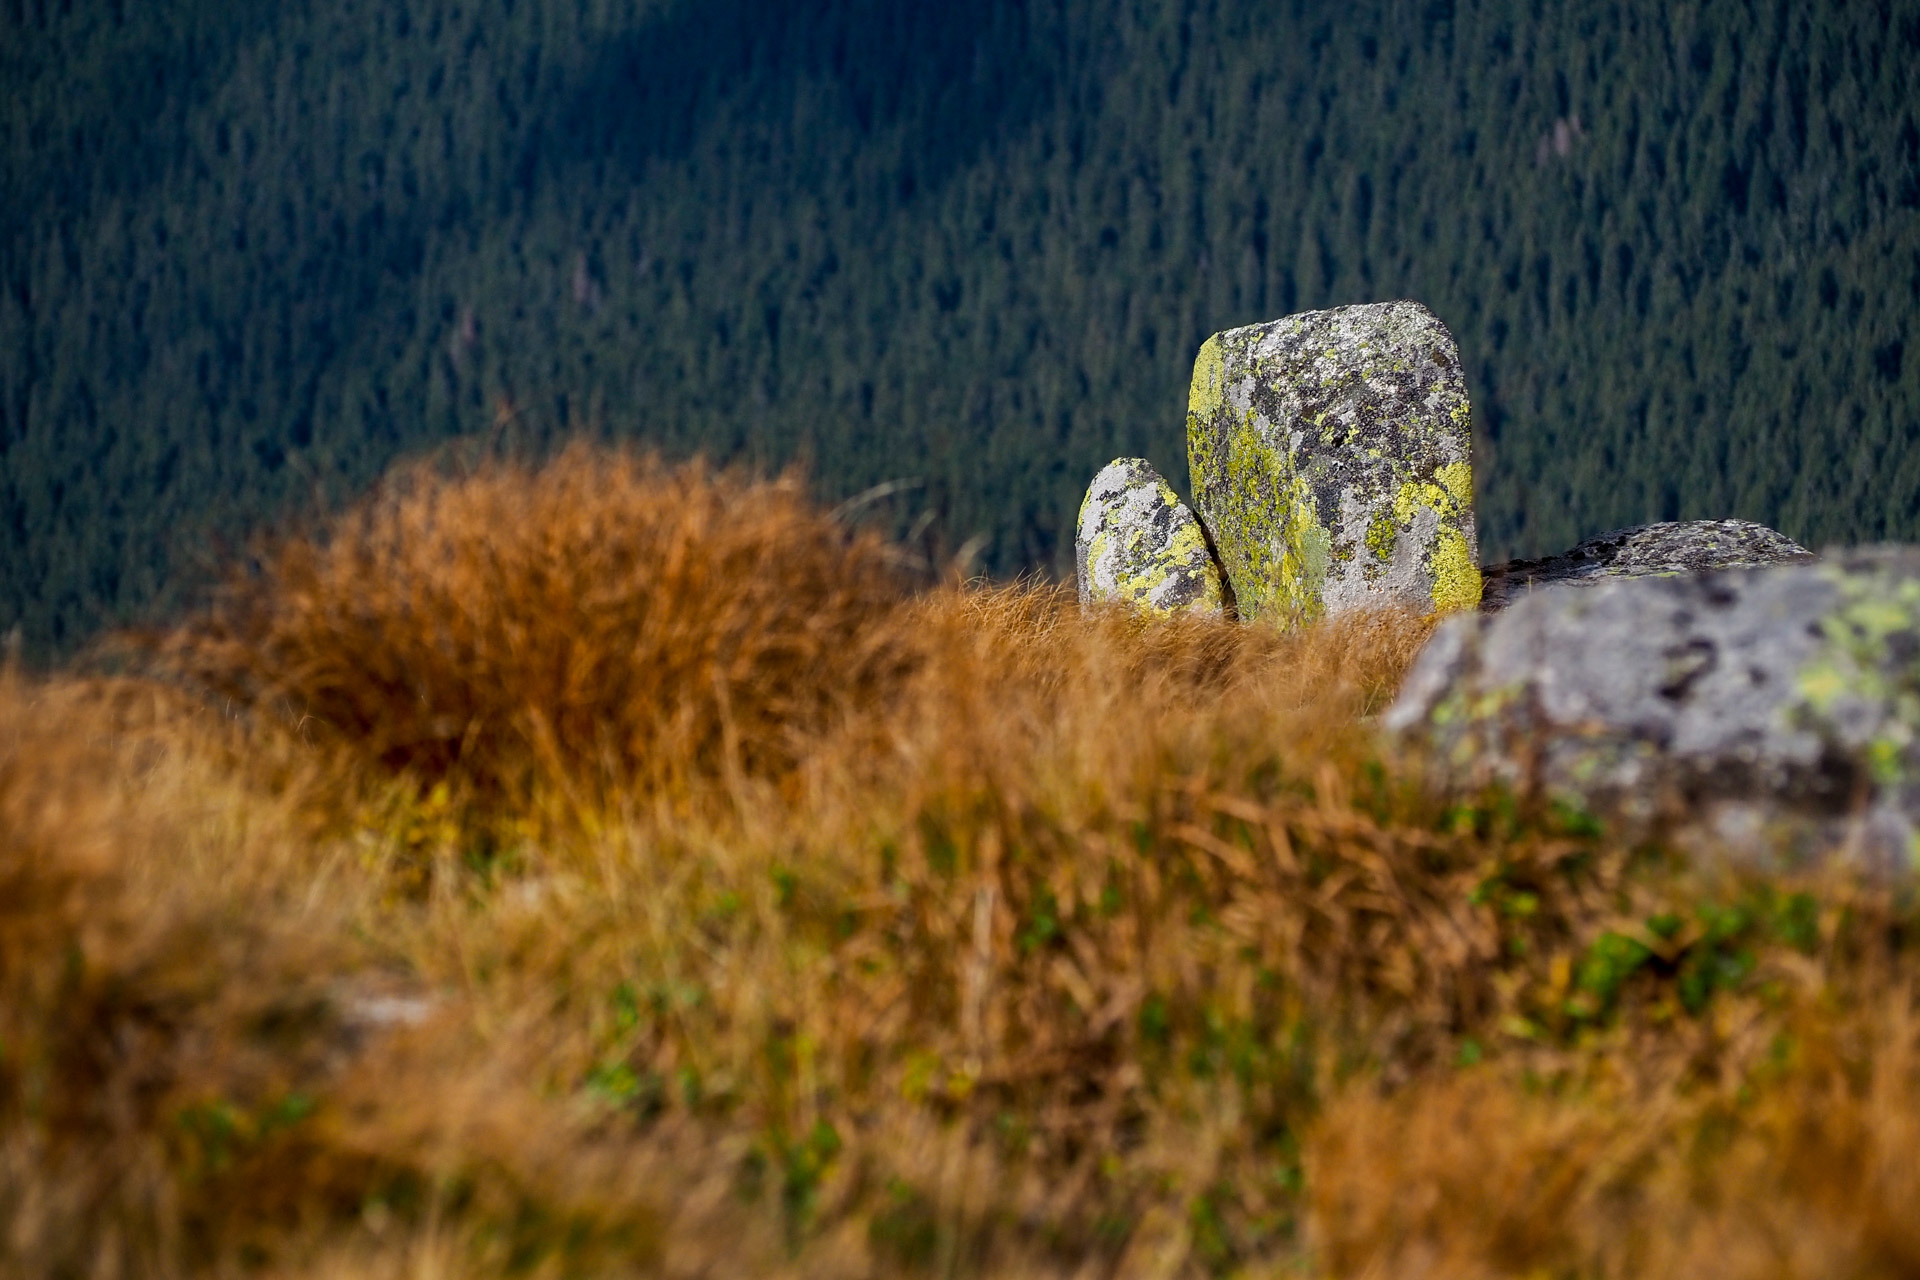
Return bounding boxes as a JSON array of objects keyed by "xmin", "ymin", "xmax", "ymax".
[
  {"xmin": 1480, "ymin": 519, "xmax": 1813, "ymax": 611},
  {"xmin": 1186, "ymin": 301, "xmax": 1480, "ymax": 625},
  {"xmin": 1386, "ymin": 548, "xmax": 1920, "ymax": 873},
  {"xmin": 1075, "ymin": 458, "xmax": 1228, "ymax": 617}
]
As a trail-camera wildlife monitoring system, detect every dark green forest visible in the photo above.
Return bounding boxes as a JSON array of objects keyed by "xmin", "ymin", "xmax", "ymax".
[{"xmin": 4, "ymin": 0, "xmax": 1918, "ymax": 656}]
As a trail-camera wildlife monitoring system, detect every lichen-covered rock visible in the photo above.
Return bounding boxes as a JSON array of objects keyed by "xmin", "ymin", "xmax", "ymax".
[
  {"xmin": 1075, "ymin": 458, "xmax": 1228, "ymax": 617},
  {"xmin": 1186, "ymin": 301, "xmax": 1479, "ymax": 625},
  {"xmin": 1386, "ymin": 549, "xmax": 1920, "ymax": 874},
  {"xmin": 1480, "ymin": 519, "xmax": 1813, "ymax": 611}
]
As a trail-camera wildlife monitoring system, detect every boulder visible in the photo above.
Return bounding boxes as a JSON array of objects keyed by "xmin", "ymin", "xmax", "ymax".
[
  {"xmin": 1480, "ymin": 519, "xmax": 1813, "ymax": 611},
  {"xmin": 1075, "ymin": 458, "xmax": 1229, "ymax": 617},
  {"xmin": 1386, "ymin": 548, "xmax": 1920, "ymax": 873},
  {"xmin": 1186, "ymin": 301, "xmax": 1480, "ymax": 625}
]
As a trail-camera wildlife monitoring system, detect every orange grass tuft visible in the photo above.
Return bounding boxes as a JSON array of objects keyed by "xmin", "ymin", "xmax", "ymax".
[
  {"xmin": 4, "ymin": 443, "xmax": 1918, "ymax": 1278},
  {"xmin": 152, "ymin": 444, "xmax": 917, "ymax": 814}
]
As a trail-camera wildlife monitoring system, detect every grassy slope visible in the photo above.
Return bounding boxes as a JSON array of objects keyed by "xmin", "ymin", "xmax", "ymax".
[{"xmin": 3, "ymin": 446, "xmax": 1918, "ymax": 1278}]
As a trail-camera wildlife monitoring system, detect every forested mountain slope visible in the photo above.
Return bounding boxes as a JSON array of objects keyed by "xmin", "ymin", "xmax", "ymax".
[{"xmin": 4, "ymin": 0, "xmax": 1917, "ymax": 655}]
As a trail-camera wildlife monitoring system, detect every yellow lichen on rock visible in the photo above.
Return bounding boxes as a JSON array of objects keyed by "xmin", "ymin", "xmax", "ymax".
[
  {"xmin": 1274, "ymin": 475, "xmax": 1332, "ymax": 621},
  {"xmin": 1430, "ymin": 526, "xmax": 1483, "ymax": 612},
  {"xmin": 1391, "ymin": 474, "xmax": 1483, "ymax": 613},
  {"xmin": 1076, "ymin": 458, "xmax": 1227, "ymax": 617},
  {"xmin": 1436, "ymin": 460, "xmax": 1473, "ymax": 507},
  {"xmin": 1187, "ymin": 301, "xmax": 1480, "ymax": 625},
  {"xmin": 1188, "ymin": 334, "xmax": 1227, "ymax": 422}
]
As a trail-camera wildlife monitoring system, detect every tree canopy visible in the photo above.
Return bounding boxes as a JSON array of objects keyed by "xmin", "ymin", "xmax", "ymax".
[{"xmin": 4, "ymin": 0, "xmax": 1916, "ymax": 656}]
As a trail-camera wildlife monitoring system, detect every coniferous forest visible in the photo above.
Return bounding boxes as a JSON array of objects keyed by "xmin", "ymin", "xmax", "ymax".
[{"xmin": 4, "ymin": 0, "xmax": 1918, "ymax": 657}]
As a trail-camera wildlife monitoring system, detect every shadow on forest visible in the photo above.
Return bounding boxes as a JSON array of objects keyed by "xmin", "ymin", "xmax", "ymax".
[{"xmin": 535, "ymin": 0, "xmax": 1057, "ymax": 201}]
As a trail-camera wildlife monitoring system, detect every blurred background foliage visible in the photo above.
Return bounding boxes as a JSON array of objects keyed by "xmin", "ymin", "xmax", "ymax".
[{"xmin": 3, "ymin": 0, "xmax": 1917, "ymax": 656}]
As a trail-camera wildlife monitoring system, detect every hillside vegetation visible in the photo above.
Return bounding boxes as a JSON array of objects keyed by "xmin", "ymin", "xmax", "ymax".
[
  {"xmin": 5, "ymin": 0, "xmax": 1919, "ymax": 655},
  {"xmin": 4, "ymin": 446, "xmax": 1918, "ymax": 1278}
]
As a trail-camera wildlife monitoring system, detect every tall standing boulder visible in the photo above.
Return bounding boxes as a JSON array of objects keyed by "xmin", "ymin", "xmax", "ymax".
[
  {"xmin": 1076, "ymin": 458, "xmax": 1229, "ymax": 617},
  {"xmin": 1186, "ymin": 301, "xmax": 1480, "ymax": 625}
]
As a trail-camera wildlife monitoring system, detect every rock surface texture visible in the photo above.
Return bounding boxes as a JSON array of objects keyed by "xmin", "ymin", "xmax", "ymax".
[
  {"xmin": 1186, "ymin": 300, "xmax": 1480, "ymax": 625},
  {"xmin": 1075, "ymin": 458, "xmax": 1228, "ymax": 616},
  {"xmin": 1480, "ymin": 519, "xmax": 1813, "ymax": 611},
  {"xmin": 1387, "ymin": 549, "xmax": 1920, "ymax": 873}
]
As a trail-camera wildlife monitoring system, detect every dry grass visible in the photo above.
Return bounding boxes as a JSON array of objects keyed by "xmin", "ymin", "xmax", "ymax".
[
  {"xmin": 152, "ymin": 446, "xmax": 917, "ymax": 816},
  {"xmin": 5, "ymin": 444, "xmax": 1918, "ymax": 1278}
]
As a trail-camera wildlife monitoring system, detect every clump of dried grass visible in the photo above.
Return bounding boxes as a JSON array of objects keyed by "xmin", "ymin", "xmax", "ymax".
[
  {"xmin": 6, "ymin": 443, "xmax": 1920, "ymax": 1279},
  {"xmin": 153, "ymin": 445, "xmax": 917, "ymax": 815}
]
